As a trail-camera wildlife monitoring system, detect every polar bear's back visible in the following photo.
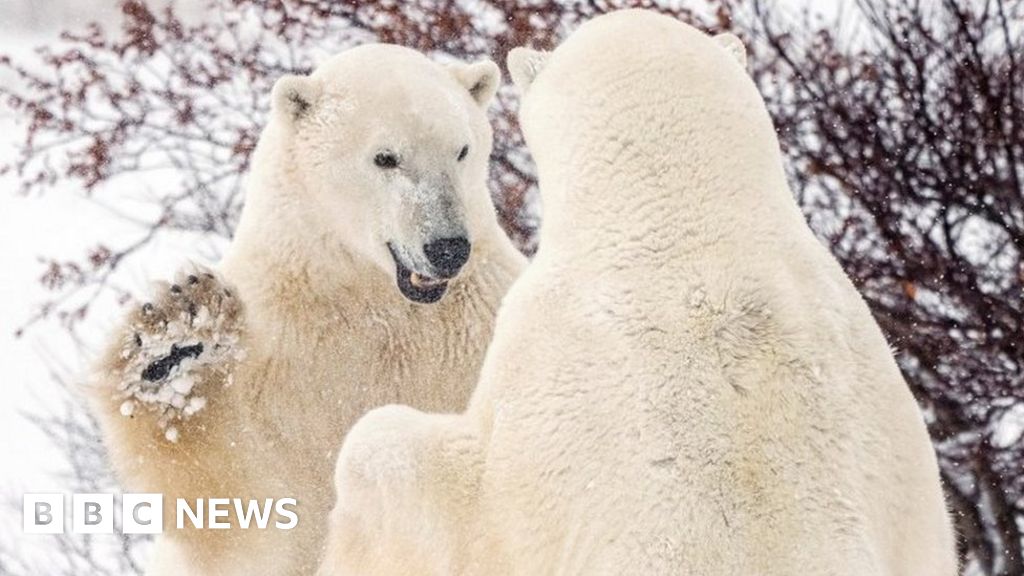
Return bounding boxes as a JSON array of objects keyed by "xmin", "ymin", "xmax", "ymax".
[{"xmin": 475, "ymin": 243, "xmax": 947, "ymax": 573}]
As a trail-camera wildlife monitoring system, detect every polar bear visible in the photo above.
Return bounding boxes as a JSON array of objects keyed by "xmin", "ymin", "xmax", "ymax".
[
  {"xmin": 319, "ymin": 11, "xmax": 957, "ymax": 576},
  {"xmin": 90, "ymin": 44, "xmax": 524, "ymax": 575}
]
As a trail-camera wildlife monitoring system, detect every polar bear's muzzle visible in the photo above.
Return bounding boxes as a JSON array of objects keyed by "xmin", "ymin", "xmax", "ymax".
[{"xmin": 387, "ymin": 242, "xmax": 452, "ymax": 304}]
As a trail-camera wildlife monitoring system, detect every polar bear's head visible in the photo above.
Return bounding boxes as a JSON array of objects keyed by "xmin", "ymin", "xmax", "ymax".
[
  {"xmin": 505, "ymin": 11, "xmax": 760, "ymax": 231},
  {"xmin": 506, "ymin": 10, "xmax": 748, "ymax": 139},
  {"xmin": 269, "ymin": 45, "xmax": 500, "ymax": 303}
]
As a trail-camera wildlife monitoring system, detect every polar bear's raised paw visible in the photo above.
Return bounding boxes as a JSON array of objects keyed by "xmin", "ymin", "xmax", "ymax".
[{"xmin": 114, "ymin": 268, "xmax": 245, "ymax": 442}]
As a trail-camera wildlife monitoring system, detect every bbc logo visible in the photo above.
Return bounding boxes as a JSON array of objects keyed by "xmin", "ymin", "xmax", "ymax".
[{"xmin": 23, "ymin": 493, "xmax": 163, "ymax": 534}]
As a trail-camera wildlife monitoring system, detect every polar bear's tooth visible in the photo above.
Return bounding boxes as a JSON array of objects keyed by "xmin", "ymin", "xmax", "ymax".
[{"xmin": 410, "ymin": 272, "xmax": 446, "ymax": 289}]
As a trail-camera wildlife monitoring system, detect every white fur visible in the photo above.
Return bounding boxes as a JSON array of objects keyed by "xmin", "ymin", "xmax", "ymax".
[
  {"xmin": 320, "ymin": 11, "xmax": 956, "ymax": 576},
  {"xmin": 90, "ymin": 44, "xmax": 524, "ymax": 575}
]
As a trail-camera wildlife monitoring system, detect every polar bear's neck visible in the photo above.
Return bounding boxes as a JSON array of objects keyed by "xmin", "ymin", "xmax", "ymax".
[{"xmin": 531, "ymin": 101, "xmax": 811, "ymax": 274}]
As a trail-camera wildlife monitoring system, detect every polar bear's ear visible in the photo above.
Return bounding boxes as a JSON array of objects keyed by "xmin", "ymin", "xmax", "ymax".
[
  {"xmin": 449, "ymin": 60, "xmax": 501, "ymax": 107},
  {"xmin": 714, "ymin": 33, "xmax": 747, "ymax": 69},
  {"xmin": 272, "ymin": 74, "xmax": 322, "ymax": 124},
  {"xmin": 507, "ymin": 47, "xmax": 549, "ymax": 93}
]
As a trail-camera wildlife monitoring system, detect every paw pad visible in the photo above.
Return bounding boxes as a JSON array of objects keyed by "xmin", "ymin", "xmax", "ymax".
[{"xmin": 141, "ymin": 342, "xmax": 204, "ymax": 382}]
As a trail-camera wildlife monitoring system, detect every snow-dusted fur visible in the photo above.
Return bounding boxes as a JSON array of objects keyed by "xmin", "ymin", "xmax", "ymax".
[
  {"xmin": 319, "ymin": 11, "xmax": 956, "ymax": 576},
  {"xmin": 90, "ymin": 44, "xmax": 524, "ymax": 575}
]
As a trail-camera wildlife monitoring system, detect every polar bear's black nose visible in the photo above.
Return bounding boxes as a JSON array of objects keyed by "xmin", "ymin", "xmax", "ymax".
[{"xmin": 423, "ymin": 237, "xmax": 471, "ymax": 278}]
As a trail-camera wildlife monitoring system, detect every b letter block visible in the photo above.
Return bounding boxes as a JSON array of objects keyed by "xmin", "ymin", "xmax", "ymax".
[
  {"xmin": 23, "ymin": 493, "xmax": 64, "ymax": 534},
  {"xmin": 72, "ymin": 493, "xmax": 114, "ymax": 534}
]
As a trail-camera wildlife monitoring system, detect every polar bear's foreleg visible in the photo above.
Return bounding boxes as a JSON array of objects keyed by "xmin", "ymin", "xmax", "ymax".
[
  {"xmin": 90, "ymin": 266, "xmax": 245, "ymax": 489},
  {"xmin": 319, "ymin": 405, "xmax": 487, "ymax": 576}
]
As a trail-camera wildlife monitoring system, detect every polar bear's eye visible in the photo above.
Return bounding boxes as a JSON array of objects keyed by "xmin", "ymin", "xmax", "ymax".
[
  {"xmin": 374, "ymin": 151, "xmax": 400, "ymax": 169},
  {"xmin": 457, "ymin": 145, "xmax": 469, "ymax": 162}
]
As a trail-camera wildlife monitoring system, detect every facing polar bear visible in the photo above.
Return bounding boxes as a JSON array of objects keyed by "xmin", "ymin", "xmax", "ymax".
[
  {"xmin": 90, "ymin": 44, "xmax": 525, "ymax": 575},
  {"xmin": 320, "ymin": 10, "xmax": 956, "ymax": 576}
]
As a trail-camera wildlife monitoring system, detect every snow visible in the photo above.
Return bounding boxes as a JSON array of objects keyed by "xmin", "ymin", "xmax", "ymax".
[{"xmin": 992, "ymin": 404, "xmax": 1024, "ymax": 449}]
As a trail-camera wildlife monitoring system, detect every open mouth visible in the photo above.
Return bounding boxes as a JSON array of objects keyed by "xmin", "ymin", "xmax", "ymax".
[{"xmin": 387, "ymin": 243, "xmax": 449, "ymax": 304}]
